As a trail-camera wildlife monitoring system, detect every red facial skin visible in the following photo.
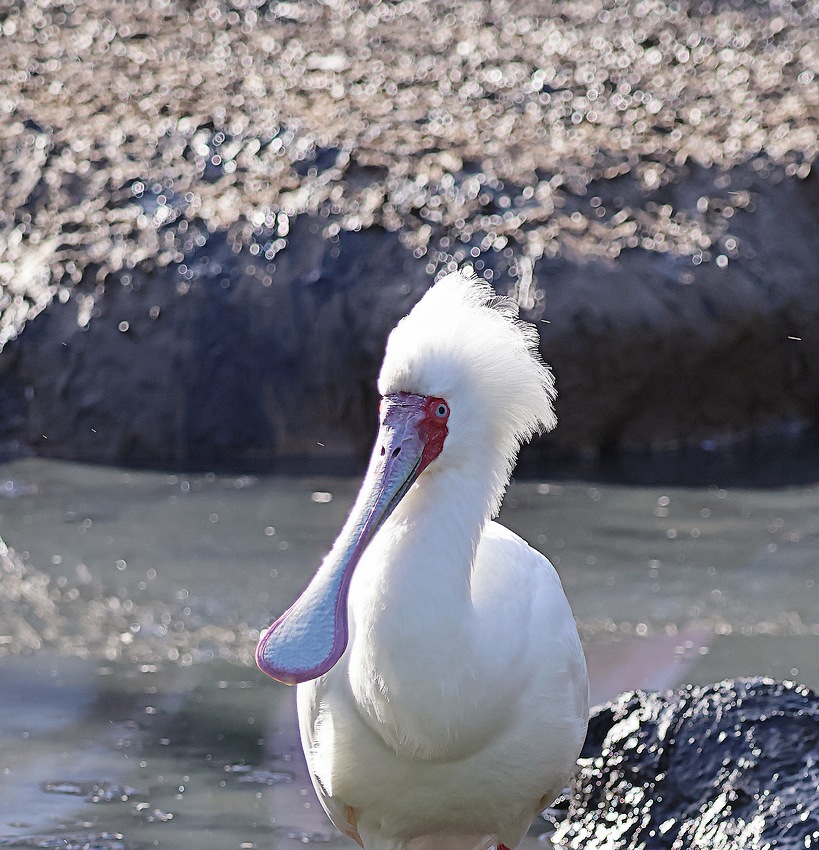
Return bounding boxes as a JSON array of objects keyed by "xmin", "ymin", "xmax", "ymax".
[
  {"xmin": 380, "ymin": 392, "xmax": 450, "ymax": 474},
  {"xmin": 417, "ymin": 395, "xmax": 450, "ymax": 473}
]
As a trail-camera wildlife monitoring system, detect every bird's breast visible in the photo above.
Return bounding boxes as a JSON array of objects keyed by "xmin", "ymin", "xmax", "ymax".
[{"xmin": 343, "ymin": 530, "xmax": 503, "ymax": 761}]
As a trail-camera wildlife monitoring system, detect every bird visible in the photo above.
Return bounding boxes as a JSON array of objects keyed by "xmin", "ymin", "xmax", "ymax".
[{"xmin": 256, "ymin": 270, "xmax": 589, "ymax": 850}]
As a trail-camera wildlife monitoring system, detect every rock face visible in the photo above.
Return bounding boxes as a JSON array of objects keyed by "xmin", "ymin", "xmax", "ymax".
[
  {"xmin": 554, "ymin": 678, "xmax": 819, "ymax": 850},
  {"xmin": 1, "ymin": 0, "xmax": 817, "ymax": 473},
  {"xmin": 0, "ymin": 222, "xmax": 430, "ymax": 470}
]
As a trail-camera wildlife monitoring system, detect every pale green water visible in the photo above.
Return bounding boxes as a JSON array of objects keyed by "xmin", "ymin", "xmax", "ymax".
[{"xmin": 0, "ymin": 458, "xmax": 817, "ymax": 849}]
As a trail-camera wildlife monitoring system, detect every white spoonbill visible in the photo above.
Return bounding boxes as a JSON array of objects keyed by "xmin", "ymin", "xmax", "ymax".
[{"xmin": 257, "ymin": 270, "xmax": 589, "ymax": 850}]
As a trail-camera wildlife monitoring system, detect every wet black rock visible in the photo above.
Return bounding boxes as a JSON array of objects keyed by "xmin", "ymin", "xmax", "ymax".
[{"xmin": 554, "ymin": 678, "xmax": 819, "ymax": 850}]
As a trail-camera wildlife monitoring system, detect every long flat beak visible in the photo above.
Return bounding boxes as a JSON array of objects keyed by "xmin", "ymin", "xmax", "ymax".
[{"xmin": 256, "ymin": 395, "xmax": 428, "ymax": 685}]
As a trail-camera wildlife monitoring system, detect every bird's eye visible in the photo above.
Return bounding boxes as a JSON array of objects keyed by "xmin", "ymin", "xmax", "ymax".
[{"xmin": 435, "ymin": 402, "xmax": 449, "ymax": 419}]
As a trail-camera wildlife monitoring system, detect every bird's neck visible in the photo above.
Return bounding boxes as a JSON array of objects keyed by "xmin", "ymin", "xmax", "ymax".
[{"xmin": 346, "ymin": 463, "xmax": 502, "ymax": 759}]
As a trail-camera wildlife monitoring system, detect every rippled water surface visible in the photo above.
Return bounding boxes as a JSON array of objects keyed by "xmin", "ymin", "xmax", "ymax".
[{"xmin": 0, "ymin": 458, "xmax": 817, "ymax": 849}]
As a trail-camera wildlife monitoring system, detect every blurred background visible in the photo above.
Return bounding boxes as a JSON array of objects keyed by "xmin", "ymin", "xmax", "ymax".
[
  {"xmin": 1, "ymin": 0, "xmax": 818, "ymax": 477},
  {"xmin": 0, "ymin": 0, "xmax": 817, "ymax": 848}
]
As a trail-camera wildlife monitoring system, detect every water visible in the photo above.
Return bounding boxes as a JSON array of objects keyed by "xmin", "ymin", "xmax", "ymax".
[{"xmin": 0, "ymin": 458, "xmax": 817, "ymax": 849}]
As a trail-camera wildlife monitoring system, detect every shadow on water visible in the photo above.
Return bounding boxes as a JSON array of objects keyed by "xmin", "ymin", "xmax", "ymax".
[{"xmin": 520, "ymin": 425, "xmax": 819, "ymax": 489}]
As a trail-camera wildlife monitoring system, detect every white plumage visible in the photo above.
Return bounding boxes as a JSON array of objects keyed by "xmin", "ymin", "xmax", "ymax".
[{"xmin": 258, "ymin": 270, "xmax": 589, "ymax": 850}]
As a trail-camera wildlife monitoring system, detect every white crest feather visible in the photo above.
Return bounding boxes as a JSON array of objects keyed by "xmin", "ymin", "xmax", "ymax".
[{"xmin": 378, "ymin": 269, "xmax": 556, "ymax": 516}]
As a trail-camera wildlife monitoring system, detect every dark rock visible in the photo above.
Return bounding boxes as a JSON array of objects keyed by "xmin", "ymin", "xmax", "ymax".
[
  {"xmin": 554, "ymin": 678, "xmax": 819, "ymax": 850},
  {"xmin": 2, "ymin": 172, "xmax": 817, "ymax": 478},
  {"xmin": 0, "ymin": 221, "xmax": 428, "ymax": 471},
  {"xmin": 524, "ymin": 164, "xmax": 819, "ymax": 462}
]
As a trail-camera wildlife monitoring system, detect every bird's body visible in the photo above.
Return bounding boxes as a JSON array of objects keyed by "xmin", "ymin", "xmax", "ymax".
[
  {"xmin": 258, "ymin": 272, "xmax": 589, "ymax": 850},
  {"xmin": 299, "ymin": 520, "xmax": 587, "ymax": 850}
]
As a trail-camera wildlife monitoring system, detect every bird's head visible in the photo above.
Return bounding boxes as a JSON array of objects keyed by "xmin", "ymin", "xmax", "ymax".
[
  {"xmin": 256, "ymin": 270, "xmax": 556, "ymax": 685},
  {"xmin": 376, "ymin": 269, "xmax": 556, "ymax": 514}
]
